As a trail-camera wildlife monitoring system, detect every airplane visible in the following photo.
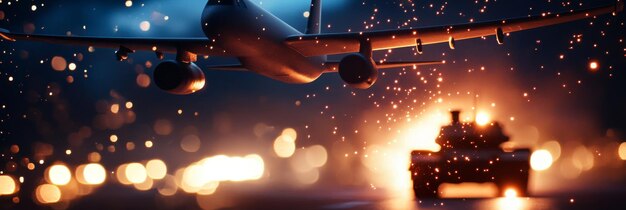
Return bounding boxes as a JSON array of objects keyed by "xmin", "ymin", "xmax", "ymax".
[{"xmin": 0, "ymin": 0, "xmax": 623, "ymax": 94}]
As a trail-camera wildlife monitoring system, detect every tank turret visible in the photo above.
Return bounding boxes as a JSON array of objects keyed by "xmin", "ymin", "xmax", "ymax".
[{"xmin": 437, "ymin": 110, "xmax": 510, "ymax": 150}]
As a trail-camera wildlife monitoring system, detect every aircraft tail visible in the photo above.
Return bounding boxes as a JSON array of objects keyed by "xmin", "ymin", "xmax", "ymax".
[{"xmin": 305, "ymin": 0, "xmax": 322, "ymax": 34}]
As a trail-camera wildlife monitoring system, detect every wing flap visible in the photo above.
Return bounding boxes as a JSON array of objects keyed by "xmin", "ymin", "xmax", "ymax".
[
  {"xmin": 323, "ymin": 60, "xmax": 443, "ymax": 72},
  {"xmin": 286, "ymin": 2, "xmax": 621, "ymax": 57},
  {"xmin": 206, "ymin": 64, "xmax": 248, "ymax": 71}
]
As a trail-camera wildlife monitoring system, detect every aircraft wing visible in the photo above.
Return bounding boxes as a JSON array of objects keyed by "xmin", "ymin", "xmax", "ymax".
[
  {"xmin": 0, "ymin": 29, "xmax": 228, "ymax": 56},
  {"xmin": 323, "ymin": 60, "xmax": 443, "ymax": 72},
  {"xmin": 285, "ymin": 2, "xmax": 623, "ymax": 57}
]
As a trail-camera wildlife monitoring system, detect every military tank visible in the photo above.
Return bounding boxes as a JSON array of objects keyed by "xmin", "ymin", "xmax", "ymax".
[{"xmin": 409, "ymin": 110, "xmax": 531, "ymax": 198}]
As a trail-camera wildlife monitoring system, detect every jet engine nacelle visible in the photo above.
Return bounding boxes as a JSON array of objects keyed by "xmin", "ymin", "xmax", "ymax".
[
  {"xmin": 153, "ymin": 61, "xmax": 206, "ymax": 95},
  {"xmin": 338, "ymin": 53, "xmax": 378, "ymax": 89}
]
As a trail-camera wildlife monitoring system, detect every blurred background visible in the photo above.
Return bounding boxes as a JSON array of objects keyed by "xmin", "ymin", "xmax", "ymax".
[{"xmin": 0, "ymin": 0, "xmax": 625, "ymax": 209}]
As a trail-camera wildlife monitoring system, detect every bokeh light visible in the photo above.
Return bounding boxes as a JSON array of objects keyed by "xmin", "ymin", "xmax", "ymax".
[
  {"xmin": 125, "ymin": 163, "xmax": 148, "ymax": 184},
  {"xmin": 50, "ymin": 56, "xmax": 67, "ymax": 71},
  {"xmin": 572, "ymin": 146, "xmax": 594, "ymax": 171},
  {"xmin": 133, "ymin": 177, "xmax": 154, "ymax": 191},
  {"xmin": 139, "ymin": 21, "xmax": 151, "ymax": 31},
  {"xmin": 617, "ymin": 142, "xmax": 626, "ymax": 160},
  {"xmin": 0, "ymin": 175, "xmax": 17, "ymax": 195},
  {"xmin": 305, "ymin": 145, "xmax": 328, "ymax": 168},
  {"xmin": 273, "ymin": 135, "xmax": 296, "ymax": 158},
  {"xmin": 541, "ymin": 141, "xmax": 562, "ymax": 161},
  {"xmin": 76, "ymin": 163, "xmax": 106, "ymax": 185},
  {"xmin": 157, "ymin": 175, "xmax": 178, "ymax": 196},
  {"xmin": 181, "ymin": 135, "xmax": 201, "ymax": 153},
  {"xmin": 116, "ymin": 164, "xmax": 131, "ymax": 185},
  {"xmin": 146, "ymin": 159, "xmax": 167, "ymax": 180},
  {"xmin": 35, "ymin": 184, "xmax": 61, "ymax": 204},
  {"xmin": 281, "ymin": 128, "xmax": 297, "ymax": 142},
  {"xmin": 530, "ymin": 150, "xmax": 553, "ymax": 171},
  {"xmin": 47, "ymin": 164, "xmax": 72, "ymax": 186}
]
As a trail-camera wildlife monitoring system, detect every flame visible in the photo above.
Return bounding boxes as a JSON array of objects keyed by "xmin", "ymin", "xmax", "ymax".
[{"xmin": 476, "ymin": 111, "xmax": 491, "ymax": 126}]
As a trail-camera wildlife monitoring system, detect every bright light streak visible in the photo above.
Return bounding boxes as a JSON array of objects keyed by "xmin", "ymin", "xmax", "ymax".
[
  {"xmin": 476, "ymin": 111, "xmax": 491, "ymax": 126},
  {"xmin": 47, "ymin": 164, "xmax": 72, "ymax": 186},
  {"xmin": 530, "ymin": 150, "xmax": 553, "ymax": 171},
  {"xmin": 179, "ymin": 154, "xmax": 264, "ymax": 194}
]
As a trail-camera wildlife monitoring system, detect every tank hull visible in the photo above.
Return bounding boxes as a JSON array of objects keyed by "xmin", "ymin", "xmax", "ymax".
[{"xmin": 409, "ymin": 149, "xmax": 531, "ymax": 198}]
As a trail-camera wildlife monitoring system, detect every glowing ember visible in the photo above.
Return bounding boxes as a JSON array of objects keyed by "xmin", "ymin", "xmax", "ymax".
[
  {"xmin": 530, "ymin": 150, "xmax": 553, "ymax": 171},
  {"xmin": 589, "ymin": 61, "xmax": 599, "ymax": 71}
]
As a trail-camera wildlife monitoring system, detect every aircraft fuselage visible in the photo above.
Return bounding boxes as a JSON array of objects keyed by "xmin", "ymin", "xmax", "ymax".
[{"xmin": 201, "ymin": 0, "xmax": 326, "ymax": 84}]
